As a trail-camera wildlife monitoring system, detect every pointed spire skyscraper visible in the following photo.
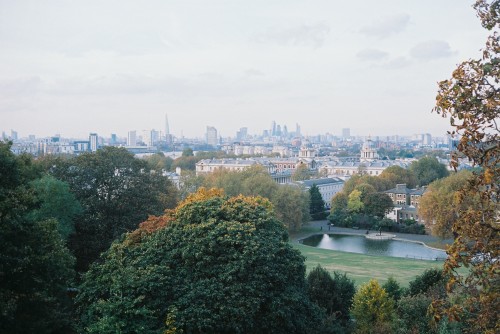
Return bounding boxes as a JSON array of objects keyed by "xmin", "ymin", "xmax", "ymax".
[{"xmin": 165, "ymin": 113, "xmax": 170, "ymax": 136}]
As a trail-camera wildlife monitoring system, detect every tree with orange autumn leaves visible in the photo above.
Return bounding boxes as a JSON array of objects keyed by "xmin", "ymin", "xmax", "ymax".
[
  {"xmin": 77, "ymin": 188, "xmax": 324, "ymax": 333},
  {"xmin": 431, "ymin": 1, "xmax": 499, "ymax": 332}
]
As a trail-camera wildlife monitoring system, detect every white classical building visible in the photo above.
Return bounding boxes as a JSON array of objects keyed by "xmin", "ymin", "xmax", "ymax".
[
  {"xmin": 195, "ymin": 156, "xmax": 319, "ymax": 184},
  {"xmin": 318, "ymin": 138, "xmax": 411, "ymax": 179},
  {"xmin": 196, "ymin": 158, "xmax": 275, "ymax": 175}
]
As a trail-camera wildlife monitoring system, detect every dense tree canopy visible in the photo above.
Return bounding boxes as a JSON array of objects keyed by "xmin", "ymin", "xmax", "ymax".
[
  {"xmin": 143, "ymin": 152, "xmax": 174, "ymax": 172},
  {"xmin": 419, "ymin": 170, "xmax": 477, "ymax": 238},
  {"xmin": 431, "ymin": 1, "xmax": 499, "ymax": 332},
  {"xmin": 0, "ymin": 141, "xmax": 75, "ymax": 333},
  {"xmin": 44, "ymin": 146, "xmax": 179, "ymax": 272},
  {"xmin": 363, "ymin": 193, "xmax": 394, "ymax": 219},
  {"xmin": 77, "ymin": 188, "xmax": 323, "ymax": 333},
  {"xmin": 201, "ymin": 166, "xmax": 310, "ymax": 231},
  {"xmin": 379, "ymin": 165, "xmax": 417, "ymax": 190},
  {"xmin": 272, "ymin": 184, "xmax": 310, "ymax": 231},
  {"xmin": 292, "ymin": 163, "xmax": 310, "ymax": 181},
  {"xmin": 409, "ymin": 156, "xmax": 449, "ymax": 186},
  {"xmin": 307, "ymin": 265, "xmax": 355, "ymax": 329},
  {"xmin": 29, "ymin": 175, "xmax": 82, "ymax": 240}
]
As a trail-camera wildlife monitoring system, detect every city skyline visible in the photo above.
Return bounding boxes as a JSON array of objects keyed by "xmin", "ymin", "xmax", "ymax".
[{"xmin": 0, "ymin": 1, "xmax": 489, "ymax": 138}]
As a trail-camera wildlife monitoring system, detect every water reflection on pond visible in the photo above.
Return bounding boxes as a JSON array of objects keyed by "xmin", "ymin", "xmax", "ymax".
[{"xmin": 301, "ymin": 234, "xmax": 446, "ymax": 260}]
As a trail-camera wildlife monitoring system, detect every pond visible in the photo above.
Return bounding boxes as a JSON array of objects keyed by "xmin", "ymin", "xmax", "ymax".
[{"xmin": 301, "ymin": 234, "xmax": 447, "ymax": 261}]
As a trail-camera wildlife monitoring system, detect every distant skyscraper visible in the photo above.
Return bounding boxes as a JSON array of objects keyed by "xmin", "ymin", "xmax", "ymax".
[
  {"xmin": 342, "ymin": 128, "xmax": 350, "ymax": 139},
  {"xmin": 10, "ymin": 130, "xmax": 18, "ymax": 141},
  {"xmin": 110, "ymin": 133, "xmax": 117, "ymax": 145},
  {"xmin": 236, "ymin": 127, "xmax": 248, "ymax": 141},
  {"xmin": 271, "ymin": 121, "xmax": 276, "ymax": 136},
  {"xmin": 89, "ymin": 133, "xmax": 98, "ymax": 152},
  {"xmin": 142, "ymin": 129, "xmax": 159, "ymax": 146},
  {"xmin": 423, "ymin": 133, "xmax": 432, "ymax": 145},
  {"xmin": 127, "ymin": 131, "xmax": 137, "ymax": 146},
  {"xmin": 165, "ymin": 113, "xmax": 170, "ymax": 136},
  {"xmin": 151, "ymin": 129, "xmax": 160, "ymax": 145},
  {"xmin": 296, "ymin": 123, "xmax": 301, "ymax": 137},
  {"xmin": 206, "ymin": 126, "xmax": 218, "ymax": 146}
]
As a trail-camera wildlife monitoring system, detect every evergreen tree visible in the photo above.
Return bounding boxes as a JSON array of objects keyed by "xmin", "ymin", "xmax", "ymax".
[{"xmin": 309, "ymin": 184, "xmax": 326, "ymax": 220}]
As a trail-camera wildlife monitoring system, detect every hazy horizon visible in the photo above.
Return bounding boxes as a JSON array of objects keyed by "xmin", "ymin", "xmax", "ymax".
[{"xmin": 0, "ymin": 1, "xmax": 488, "ymax": 139}]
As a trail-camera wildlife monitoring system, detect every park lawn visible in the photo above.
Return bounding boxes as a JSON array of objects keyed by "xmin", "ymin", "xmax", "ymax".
[{"xmin": 292, "ymin": 242, "xmax": 445, "ymax": 287}]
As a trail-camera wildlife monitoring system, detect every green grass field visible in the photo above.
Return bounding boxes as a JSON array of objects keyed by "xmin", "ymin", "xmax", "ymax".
[{"xmin": 293, "ymin": 242, "xmax": 445, "ymax": 287}]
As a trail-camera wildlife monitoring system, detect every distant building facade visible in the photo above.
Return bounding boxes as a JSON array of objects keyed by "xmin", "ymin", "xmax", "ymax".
[
  {"xmin": 89, "ymin": 133, "xmax": 98, "ymax": 152},
  {"xmin": 127, "ymin": 131, "xmax": 137, "ymax": 146},
  {"xmin": 384, "ymin": 184, "xmax": 427, "ymax": 223},
  {"xmin": 295, "ymin": 178, "xmax": 345, "ymax": 209},
  {"xmin": 206, "ymin": 126, "xmax": 218, "ymax": 146}
]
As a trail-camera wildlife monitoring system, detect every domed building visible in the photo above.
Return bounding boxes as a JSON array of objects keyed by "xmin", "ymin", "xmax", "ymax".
[{"xmin": 360, "ymin": 136, "xmax": 379, "ymax": 162}]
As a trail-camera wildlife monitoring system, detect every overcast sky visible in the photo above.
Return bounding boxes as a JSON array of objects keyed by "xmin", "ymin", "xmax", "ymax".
[{"xmin": 0, "ymin": 1, "xmax": 489, "ymax": 139}]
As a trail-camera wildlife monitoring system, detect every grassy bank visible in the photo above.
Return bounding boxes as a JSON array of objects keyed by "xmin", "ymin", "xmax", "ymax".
[
  {"xmin": 293, "ymin": 242, "xmax": 445, "ymax": 287},
  {"xmin": 289, "ymin": 223, "xmax": 450, "ymax": 286}
]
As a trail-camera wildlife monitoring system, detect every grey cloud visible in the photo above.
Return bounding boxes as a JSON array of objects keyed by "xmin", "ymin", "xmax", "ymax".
[
  {"xmin": 253, "ymin": 23, "xmax": 330, "ymax": 49},
  {"xmin": 410, "ymin": 40, "xmax": 455, "ymax": 60},
  {"xmin": 45, "ymin": 74, "xmax": 192, "ymax": 96},
  {"xmin": 360, "ymin": 14, "xmax": 410, "ymax": 38},
  {"xmin": 381, "ymin": 56, "xmax": 412, "ymax": 69},
  {"xmin": 356, "ymin": 48, "xmax": 389, "ymax": 61}
]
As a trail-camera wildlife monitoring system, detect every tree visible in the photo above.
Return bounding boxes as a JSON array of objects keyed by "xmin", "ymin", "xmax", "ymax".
[
  {"xmin": 363, "ymin": 193, "xmax": 394, "ymax": 219},
  {"xmin": 343, "ymin": 174, "xmax": 387, "ymax": 194},
  {"xmin": 379, "ymin": 165, "xmax": 417, "ymax": 190},
  {"xmin": 0, "ymin": 219, "xmax": 75, "ymax": 334},
  {"xmin": 395, "ymin": 294, "xmax": 435, "ymax": 334},
  {"xmin": 202, "ymin": 166, "xmax": 310, "ymax": 231},
  {"xmin": 409, "ymin": 157, "xmax": 449, "ymax": 186},
  {"xmin": 77, "ymin": 189, "xmax": 323, "ymax": 333},
  {"xmin": 292, "ymin": 163, "xmax": 310, "ymax": 181},
  {"xmin": 0, "ymin": 141, "xmax": 75, "ymax": 333},
  {"xmin": 418, "ymin": 171, "xmax": 477, "ymax": 238},
  {"xmin": 431, "ymin": 2, "xmax": 499, "ymax": 332},
  {"xmin": 347, "ymin": 189, "xmax": 364, "ymax": 214},
  {"xmin": 382, "ymin": 276, "xmax": 403, "ymax": 302},
  {"xmin": 307, "ymin": 265, "xmax": 355, "ymax": 330},
  {"xmin": 272, "ymin": 185, "xmax": 310, "ymax": 231},
  {"xmin": 330, "ymin": 192, "xmax": 348, "ymax": 215},
  {"xmin": 408, "ymin": 268, "xmax": 445, "ymax": 298},
  {"xmin": 172, "ymin": 155, "xmax": 197, "ymax": 171},
  {"xmin": 328, "ymin": 192, "xmax": 349, "ymax": 224},
  {"xmin": 47, "ymin": 146, "xmax": 179, "ymax": 272},
  {"xmin": 309, "ymin": 184, "xmax": 326, "ymax": 220},
  {"xmin": 351, "ymin": 279, "xmax": 395, "ymax": 334},
  {"xmin": 354, "ymin": 183, "xmax": 376, "ymax": 202},
  {"xmin": 181, "ymin": 147, "xmax": 194, "ymax": 157},
  {"xmin": 143, "ymin": 152, "xmax": 174, "ymax": 172},
  {"xmin": 29, "ymin": 175, "xmax": 82, "ymax": 240}
]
